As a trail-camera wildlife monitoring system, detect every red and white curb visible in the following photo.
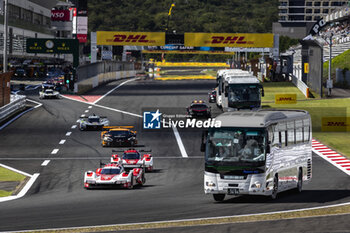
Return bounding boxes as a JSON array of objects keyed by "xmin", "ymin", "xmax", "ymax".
[{"xmin": 312, "ymin": 139, "xmax": 350, "ymax": 176}]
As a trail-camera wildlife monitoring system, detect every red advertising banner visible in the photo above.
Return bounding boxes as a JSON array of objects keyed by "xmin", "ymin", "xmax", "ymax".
[
  {"xmin": 77, "ymin": 34, "xmax": 87, "ymax": 43},
  {"xmin": 51, "ymin": 10, "xmax": 71, "ymax": 21}
]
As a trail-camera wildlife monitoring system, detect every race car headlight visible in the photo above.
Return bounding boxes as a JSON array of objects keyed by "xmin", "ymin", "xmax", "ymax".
[
  {"xmin": 206, "ymin": 181, "xmax": 216, "ymax": 187},
  {"xmin": 251, "ymin": 182, "xmax": 261, "ymax": 189},
  {"xmin": 104, "ymin": 137, "xmax": 113, "ymax": 142}
]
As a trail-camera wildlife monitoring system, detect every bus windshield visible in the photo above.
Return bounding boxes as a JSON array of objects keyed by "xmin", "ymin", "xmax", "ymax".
[
  {"xmin": 228, "ymin": 84, "xmax": 261, "ymax": 104},
  {"xmin": 206, "ymin": 127, "xmax": 266, "ymax": 164}
]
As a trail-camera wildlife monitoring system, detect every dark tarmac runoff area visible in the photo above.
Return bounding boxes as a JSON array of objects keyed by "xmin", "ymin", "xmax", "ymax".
[{"xmin": 0, "ymin": 75, "xmax": 349, "ymax": 232}]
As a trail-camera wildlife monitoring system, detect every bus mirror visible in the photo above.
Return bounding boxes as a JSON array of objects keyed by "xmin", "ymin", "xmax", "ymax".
[{"xmin": 200, "ymin": 130, "xmax": 208, "ymax": 152}]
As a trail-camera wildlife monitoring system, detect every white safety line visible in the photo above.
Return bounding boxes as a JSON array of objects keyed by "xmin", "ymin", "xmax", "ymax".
[
  {"xmin": 8, "ymin": 199, "xmax": 350, "ymax": 233},
  {"xmin": 88, "ymin": 106, "xmax": 92, "ymax": 109},
  {"xmin": 0, "ymin": 108, "xmax": 34, "ymax": 131},
  {"xmin": 172, "ymin": 126, "xmax": 188, "ymax": 158},
  {"xmin": 0, "ymin": 163, "xmax": 33, "ymax": 177},
  {"xmin": 76, "ymin": 119, "xmax": 80, "ymax": 123},
  {"xmin": 41, "ymin": 160, "xmax": 50, "ymax": 166},
  {"xmin": 93, "ymin": 103, "xmax": 142, "ymax": 118},
  {"xmin": 80, "ymin": 114, "xmax": 85, "ymax": 117},
  {"xmin": 26, "ymin": 99, "xmax": 43, "ymax": 109},
  {"xmin": 71, "ymin": 125, "xmax": 77, "ymax": 129},
  {"xmin": 66, "ymin": 132, "xmax": 72, "ymax": 136},
  {"xmin": 0, "ymin": 173, "xmax": 40, "ymax": 203},
  {"xmin": 51, "ymin": 149, "xmax": 59, "ymax": 155},
  {"xmin": 84, "ymin": 110, "xmax": 89, "ymax": 113},
  {"xmin": 59, "ymin": 140, "xmax": 66, "ymax": 145},
  {"xmin": 93, "ymin": 78, "xmax": 139, "ymax": 104}
]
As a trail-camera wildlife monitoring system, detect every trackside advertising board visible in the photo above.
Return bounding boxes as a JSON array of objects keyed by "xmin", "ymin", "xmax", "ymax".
[
  {"xmin": 274, "ymin": 94, "xmax": 297, "ymax": 104},
  {"xmin": 184, "ymin": 33, "xmax": 274, "ymax": 48},
  {"xmin": 97, "ymin": 31, "xmax": 165, "ymax": 46}
]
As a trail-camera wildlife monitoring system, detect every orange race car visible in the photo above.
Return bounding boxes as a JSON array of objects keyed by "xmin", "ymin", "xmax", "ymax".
[{"xmin": 101, "ymin": 126, "xmax": 137, "ymax": 147}]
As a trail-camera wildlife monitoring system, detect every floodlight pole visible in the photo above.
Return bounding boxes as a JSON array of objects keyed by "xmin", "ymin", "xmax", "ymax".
[
  {"xmin": 3, "ymin": 0, "xmax": 8, "ymax": 73},
  {"xmin": 328, "ymin": 33, "xmax": 333, "ymax": 96}
]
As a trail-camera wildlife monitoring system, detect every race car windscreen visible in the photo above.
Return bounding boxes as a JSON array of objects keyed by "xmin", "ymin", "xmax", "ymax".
[
  {"xmin": 110, "ymin": 130, "xmax": 129, "ymax": 137},
  {"xmin": 206, "ymin": 127, "xmax": 266, "ymax": 164},
  {"xmin": 88, "ymin": 117, "xmax": 100, "ymax": 123},
  {"xmin": 100, "ymin": 168, "xmax": 122, "ymax": 174},
  {"xmin": 191, "ymin": 104, "xmax": 207, "ymax": 109},
  {"xmin": 123, "ymin": 153, "xmax": 140, "ymax": 160},
  {"xmin": 45, "ymin": 90, "xmax": 54, "ymax": 94}
]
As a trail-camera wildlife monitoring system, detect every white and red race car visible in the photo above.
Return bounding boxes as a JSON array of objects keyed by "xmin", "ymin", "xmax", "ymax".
[
  {"xmin": 111, "ymin": 149, "xmax": 154, "ymax": 172},
  {"xmin": 84, "ymin": 162, "xmax": 145, "ymax": 189}
]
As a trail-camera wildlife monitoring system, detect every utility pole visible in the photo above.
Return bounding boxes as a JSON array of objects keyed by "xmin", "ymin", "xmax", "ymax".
[
  {"xmin": 3, "ymin": 0, "xmax": 8, "ymax": 73},
  {"xmin": 327, "ymin": 33, "xmax": 333, "ymax": 96}
]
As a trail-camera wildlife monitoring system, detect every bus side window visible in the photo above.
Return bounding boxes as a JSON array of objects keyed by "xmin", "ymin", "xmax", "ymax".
[
  {"xmin": 304, "ymin": 126, "xmax": 310, "ymax": 142},
  {"xmin": 273, "ymin": 131, "xmax": 279, "ymax": 147},
  {"xmin": 280, "ymin": 131, "xmax": 286, "ymax": 147},
  {"xmin": 296, "ymin": 128, "xmax": 303, "ymax": 144},
  {"xmin": 287, "ymin": 129, "xmax": 295, "ymax": 145}
]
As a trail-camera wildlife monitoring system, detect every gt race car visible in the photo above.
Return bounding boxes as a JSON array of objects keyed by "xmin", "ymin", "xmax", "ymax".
[
  {"xmin": 111, "ymin": 149, "xmax": 153, "ymax": 171},
  {"xmin": 101, "ymin": 126, "xmax": 137, "ymax": 147},
  {"xmin": 84, "ymin": 162, "xmax": 145, "ymax": 189},
  {"xmin": 39, "ymin": 84, "xmax": 60, "ymax": 99},
  {"xmin": 79, "ymin": 114, "xmax": 110, "ymax": 130},
  {"xmin": 208, "ymin": 89, "xmax": 216, "ymax": 103},
  {"xmin": 187, "ymin": 100, "xmax": 211, "ymax": 118}
]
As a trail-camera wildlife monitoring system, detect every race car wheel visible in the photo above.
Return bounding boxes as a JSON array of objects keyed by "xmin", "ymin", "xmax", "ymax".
[
  {"xmin": 213, "ymin": 194, "xmax": 225, "ymax": 202},
  {"xmin": 128, "ymin": 174, "xmax": 134, "ymax": 189},
  {"xmin": 296, "ymin": 168, "xmax": 303, "ymax": 193},
  {"xmin": 271, "ymin": 175, "xmax": 279, "ymax": 200},
  {"xmin": 130, "ymin": 140, "xmax": 135, "ymax": 147},
  {"xmin": 141, "ymin": 173, "xmax": 146, "ymax": 185}
]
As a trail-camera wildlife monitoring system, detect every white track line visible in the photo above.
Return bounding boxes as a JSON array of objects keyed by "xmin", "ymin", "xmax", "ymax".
[
  {"xmin": 80, "ymin": 114, "xmax": 85, "ymax": 117},
  {"xmin": 0, "ymin": 163, "xmax": 33, "ymax": 177},
  {"xmin": 93, "ymin": 78, "xmax": 139, "ymax": 104},
  {"xmin": 26, "ymin": 99, "xmax": 43, "ymax": 109},
  {"xmin": 76, "ymin": 119, "xmax": 80, "ymax": 123},
  {"xmin": 0, "ymin": 173, "xmax": 40, "ymax": 203},
  {"xmin": 41, "ymin": 160, "xmax": 50, "ymax": 166},
  {"xmin": 84, "ymin": 110, "xmax": 89, "ymax": 113},
  {"xmin": 88, "ymin": 106, "xmax": 92, "ymax": 109},
  {"xmin": 59, "ymin": 140, "xmax": 66, "ymax": 145},
  {"xmin": 172, "ymin": 126, "xmax": 188, "ymax": 158},
  {"xmin": 0, "ymin": 108, "xmax": 34, "ymax": 131},
  {"xmin": 51, "ymin": 149, "xmax": 59, "ymax": 155},
  {"xmin": 66, "ymin": 132, "xmax": 72, "ymax": 136},
  {"xmin": 93, "ymin": 104, "xmax": 142, "ymax": 118},
  {"xmin": 71, "ymin": 125, "xmax": 77, "ymax": 129}
]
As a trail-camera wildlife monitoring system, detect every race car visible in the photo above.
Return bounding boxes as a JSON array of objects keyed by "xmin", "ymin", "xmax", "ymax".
[
  {"xmin": 187, "ymin": 100, "xmax": 211, "ymax": 118},
  {"xmin": 39, "ymin": 84, "xmax": 60, "ymax": 99},
  {"xmin": 208, "ymin": 89, "xmax": 216, "ymax": 103},
  {"xmin": 111, "ymin": 149, "xmax": 153, "ymax": 171},
  {"xmin": 78, "ymin": 114, "xmax": 110, "ymax": 130},
  {"xmin": 101, "ymin": 126, "xmax": 137, "ymax": 147},
  {"xmin": 84, "ymin": 162, "xmax": 145, "ymax": 189}
]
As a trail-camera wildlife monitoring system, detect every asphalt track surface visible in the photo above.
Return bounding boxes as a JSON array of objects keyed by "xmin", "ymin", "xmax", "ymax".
[{"xmin": 0, "ymin": 77, "xmax": 349, "ymax": 232}]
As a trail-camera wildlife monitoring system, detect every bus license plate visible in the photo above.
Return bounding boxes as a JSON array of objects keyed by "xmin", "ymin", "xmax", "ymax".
[{"xmin": 228, "ymin": 188, "xmax": 239, "ymax": 195}]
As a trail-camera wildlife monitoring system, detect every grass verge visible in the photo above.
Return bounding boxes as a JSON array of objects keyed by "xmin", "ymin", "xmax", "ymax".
[{"xmin": 0, "ymin": 167, "xmax": 26, "ymax": 197}]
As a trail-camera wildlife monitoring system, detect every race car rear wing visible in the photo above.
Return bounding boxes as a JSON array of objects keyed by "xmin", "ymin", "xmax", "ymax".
[
  {"xmin": 112, "ymin": 149, "xmax": 152, "ymax": 153},
  {"xmin": 80, "ymin": 116, "xmax": 107, "ymax": 119},
  {"xmin": 102, "ymin": 126, "xmax": 135, "ymax": 130}
]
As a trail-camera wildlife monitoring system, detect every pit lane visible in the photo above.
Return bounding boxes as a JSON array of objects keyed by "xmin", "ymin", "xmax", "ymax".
[{"xmin": 0, "ymin": 77, "xmax": 349, "ymax": 232}]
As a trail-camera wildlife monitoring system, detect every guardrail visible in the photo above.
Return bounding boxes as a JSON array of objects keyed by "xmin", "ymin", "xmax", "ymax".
[{"xmin": 0, "ymin": 95, "xmax": 26, "ymax": 122}]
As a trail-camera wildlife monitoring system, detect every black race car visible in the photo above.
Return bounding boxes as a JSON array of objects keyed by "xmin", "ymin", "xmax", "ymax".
[
  {"xmin": 208, "ymin": 90, "xmax": 216, "ymax": 103},
  {"xmin": 187, "ymin": 100, "xmax": 211, "ymax": 118}
]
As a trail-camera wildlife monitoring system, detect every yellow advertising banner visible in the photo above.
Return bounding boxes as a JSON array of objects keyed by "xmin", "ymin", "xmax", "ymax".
[
  {"xmin": 142, "ymin": 50, "xmax": 235, "ymax": 55},
  {"xmin": 185, "ymin": 33, "xmax": 274, "ymax": 48},
  {"xmin": 322, "ymin": 117, "xmax": 350, "ymax": 132},
  {"xmin": 275, "ymin": 94, "xmax": 297, "ymax": 104},
  {"xmin": 97, "ymin": 31, "xmax": 165, "ymax": 46}
]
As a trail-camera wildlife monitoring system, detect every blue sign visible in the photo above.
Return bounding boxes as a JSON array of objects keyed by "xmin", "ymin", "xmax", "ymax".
[{"xmin": 143, "ymin": 110, "xmax": 162, "ymax": 129}]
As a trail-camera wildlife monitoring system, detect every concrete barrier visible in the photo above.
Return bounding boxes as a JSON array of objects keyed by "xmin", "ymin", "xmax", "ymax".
[
  {"xmin": 0, "ymin": 95, "xmax": 26, "ymax": 122},
  {"xmin": 75, "ymin": 70, "xmax": 137, "ymax": 94}
]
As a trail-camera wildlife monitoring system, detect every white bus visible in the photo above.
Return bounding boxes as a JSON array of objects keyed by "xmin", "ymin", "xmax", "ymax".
[
  {"xmin": 201, "ymin": 109, "xmax": 312, "ymax": 201},
  {"xmin": 221, "ymin": 75, "xmax": 264, "ymax": 111},
  {"xmin": 215, "ymin": 69, "xmax": 250, "ymax": 107}
]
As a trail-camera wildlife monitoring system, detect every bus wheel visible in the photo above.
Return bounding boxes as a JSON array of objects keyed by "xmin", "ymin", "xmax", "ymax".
[
  {"xmin": 213, "ymin": 194, "xmax": 225, "ymax": 202},
  {"xmin": 296, "ymin": 169, "xmax": 303, "ymax": 193},
  {"xmin": 271, "ymin": 175, "xmax": 278, "ymax": 200}
]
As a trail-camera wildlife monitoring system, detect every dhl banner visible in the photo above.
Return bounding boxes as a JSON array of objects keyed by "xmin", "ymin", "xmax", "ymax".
[
  {"xmin": 97, "ymin": 31, "xmax": 165, "ymax": 46},
  {"xmin": 185, "ymin": 33, "xmax": 274, "ymax": 48},
  {"xmin": 275, "ymin": 94, "xmax": 297, "ymax": 104},
  {"xmin": 322, "ymin": 117, "xmax": 350, "ymax": 132}
]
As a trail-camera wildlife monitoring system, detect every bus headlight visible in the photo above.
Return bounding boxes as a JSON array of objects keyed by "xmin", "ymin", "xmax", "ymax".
[
  {"xmin": 251, "ymin": 182, "xmax": 261, "ymax": 189},
  {"xmin": 206, "ymin": 181, "xmax": 216, "ymax": 187}
]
